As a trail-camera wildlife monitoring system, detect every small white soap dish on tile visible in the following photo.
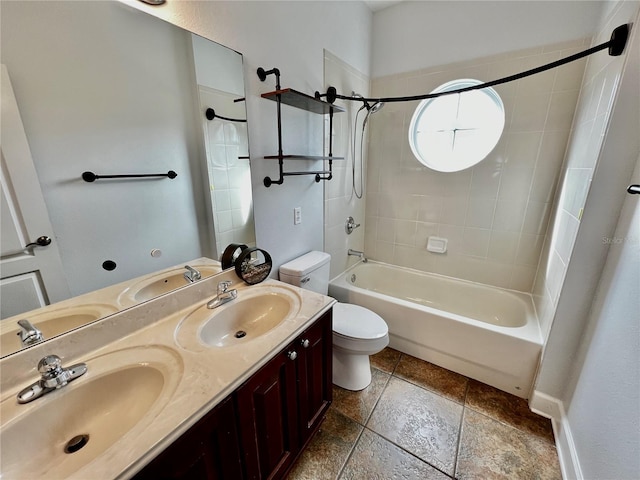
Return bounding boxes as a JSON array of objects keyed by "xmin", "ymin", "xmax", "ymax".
[{"xmin": 427, "ymin": 236, "xmax": 448, "ymax": 254}]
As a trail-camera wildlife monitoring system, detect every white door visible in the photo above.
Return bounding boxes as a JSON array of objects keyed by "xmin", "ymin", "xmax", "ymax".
[{"xmin": 1, "ymin": 65, "xmax": 69, "ymax": 319}]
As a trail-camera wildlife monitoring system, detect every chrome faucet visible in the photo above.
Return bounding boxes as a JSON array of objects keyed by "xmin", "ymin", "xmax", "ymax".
[
  {"xmin": 16, "ymin": 319, "xmax": 44, "ymax": 347},
  {"xmin": 348, "ymin": 249, "xmax": 368, "ymax": 263},
  {"xmin": 207, "ymin": 280, "xmax": 237, "ymax": 309},
  {"xmin": 184, "ymin": 265, "xmax": 202, "ymax": 283},
  {"xmin": 17, "ymin": 355, "xmax": 87, "ymax": 404}
]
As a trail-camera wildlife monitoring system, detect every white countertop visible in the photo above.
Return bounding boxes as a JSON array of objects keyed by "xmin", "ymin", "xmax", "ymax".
[{"xmin": 0, "ymin": 270, "xmax": 335, "ymax": 479}]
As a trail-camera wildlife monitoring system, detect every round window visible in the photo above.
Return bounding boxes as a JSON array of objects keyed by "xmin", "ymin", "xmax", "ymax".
[{"xmin": 408, "ymin": 79, "xmax": 505, "ymax": 172}]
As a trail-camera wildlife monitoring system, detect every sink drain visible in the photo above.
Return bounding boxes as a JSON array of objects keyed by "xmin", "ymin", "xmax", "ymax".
[
  {"xmin": 235, "ymin": 330, "xmax": 247, "ymax": 339},
  {"xmin": 64, "ymin": 434, "xmax": 90, "ymax": 454}
]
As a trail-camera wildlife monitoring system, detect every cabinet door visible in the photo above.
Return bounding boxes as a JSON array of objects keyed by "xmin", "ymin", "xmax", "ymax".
[
  {"xmin": 236, "ymin": 347, "xmax": 299, "ymax": 480},
  {"xmin": 297, "ymin": 309, "xmax": 333, "ymax": 446},
  {"xmin": 132, "ymin": 396, "xmax": 243, "ymax": 480}
]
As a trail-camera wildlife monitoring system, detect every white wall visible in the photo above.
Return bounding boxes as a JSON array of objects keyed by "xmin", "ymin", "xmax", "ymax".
[
  {"xmin": 126, "ymin": 0, "xmax": 373, "ymax": 273},
  {"xmin": 372, "ymin": 1, "xmax": 606, "ymax": 77},
  {"xmin": 528, "ymin": 2, "xmax": 640, "ymax": 476},
  {"xmin": 564, "ymin": 153, "xmax": 640, "ymax": 480},
  {"xmin": 533, "ymin": 1, "xmax": 640, "ymax": 399},
  {"xmin": 1, "ymin": 1, "xmax": 207, "ymax": 295}
]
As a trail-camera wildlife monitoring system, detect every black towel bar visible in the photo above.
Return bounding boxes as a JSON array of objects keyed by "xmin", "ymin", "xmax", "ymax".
[
  {"xmin": 82, "ymin": 171, "xmax": 177, "ymax": 182},
  {"xmin": 205, "ymin": 108, "xmax": 246, "ymax": 123}
]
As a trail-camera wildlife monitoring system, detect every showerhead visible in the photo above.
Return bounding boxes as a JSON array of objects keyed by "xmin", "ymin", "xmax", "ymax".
[
  {"xmin": 369, "ymin": 101, "xmax": 384, "ymax": 113},
  {"xmin": 351, "ymin": 92, "xmax": 384, "ymax": 114},
  {"xmin": 362, "ymin": 101, "xmax": 384, "ymax": 128}
]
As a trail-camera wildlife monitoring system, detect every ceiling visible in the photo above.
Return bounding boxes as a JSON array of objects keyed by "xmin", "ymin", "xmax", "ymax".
[{"xmin": 363, "ymin": 0, "xmax": 404, "ymax": 12}]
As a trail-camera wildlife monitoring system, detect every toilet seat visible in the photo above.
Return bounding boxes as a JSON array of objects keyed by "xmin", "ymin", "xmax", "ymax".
[{"xmin": 333, "ymin": 303, "xmax": 388, "ymax": 340}]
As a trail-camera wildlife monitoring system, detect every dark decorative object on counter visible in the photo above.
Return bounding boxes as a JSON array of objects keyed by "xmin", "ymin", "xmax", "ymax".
[{"xmin": 234, "ymin": 247, "xmax": 272, "ymax": 285}]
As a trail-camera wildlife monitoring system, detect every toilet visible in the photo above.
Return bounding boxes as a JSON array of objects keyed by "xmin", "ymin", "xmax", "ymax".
[{"xmin": 279, "ymin": 251, "xmax": 389, "ymax": 391}]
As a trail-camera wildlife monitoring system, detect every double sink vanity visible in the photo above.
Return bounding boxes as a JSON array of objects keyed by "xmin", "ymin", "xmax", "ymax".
[{"xmin": 0, "ymin": 263, "xmax": 335, "ymax": 479}]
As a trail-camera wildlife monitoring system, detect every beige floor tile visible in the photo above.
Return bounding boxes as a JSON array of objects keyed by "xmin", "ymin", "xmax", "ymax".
[
  {"xmin": 456, "ymin": 409, "xmax": 562, "ymax": 480},
  {"xmin": 370, "ymin": 347, "xmax": 402, "ymax": 374},
  {"xmin": 466, "ymin": 380, "xmax": 554, "ymax": 443},
  {"xmin": 340, "ymin": 428, "xmax": 451, "ymax": 480},
  {"xmin": 286, "ymin": 408, "xmax": 363, "ymax": 480},
  {"xmin": 394, "ymin": 354, "xmax": 469, "ymax": 404},
  {"xmin": 332, "ymin": 367, "xmax": 390, "ymax": 425},
  {"xmin": 366, "ymin": 377, "xmax": 463, "ymax": 476}
]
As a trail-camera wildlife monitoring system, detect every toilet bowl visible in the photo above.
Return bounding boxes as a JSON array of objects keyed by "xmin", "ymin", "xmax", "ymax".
[
  {"xmin": 332, "ymin": 303, "xmax": 389, "ymax": 390},
  {"xmin": 279, "ymin": 251, "xmax": 389, "ymax": 391}
]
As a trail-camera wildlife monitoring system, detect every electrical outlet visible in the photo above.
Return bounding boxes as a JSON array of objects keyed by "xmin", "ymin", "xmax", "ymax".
[{"xmin": 294, "ymin": 207, "xmax": 302, "ymax": 225}]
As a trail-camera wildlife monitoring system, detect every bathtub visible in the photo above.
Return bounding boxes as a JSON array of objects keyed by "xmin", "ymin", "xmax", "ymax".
[{"xmin": 329, "ymin": 261, "xmax": 542, "ymax": 398}]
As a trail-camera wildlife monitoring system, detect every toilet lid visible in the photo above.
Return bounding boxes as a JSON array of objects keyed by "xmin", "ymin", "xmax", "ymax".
[{"xmin": 333, "ymin": 303, "xmax": 388, "ymax": 340}]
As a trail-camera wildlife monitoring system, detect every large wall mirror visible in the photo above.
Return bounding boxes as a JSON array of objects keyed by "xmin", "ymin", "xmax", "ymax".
[{"xmin": 0, "ymin": 0, "xmax": 255, "ymax": 356}]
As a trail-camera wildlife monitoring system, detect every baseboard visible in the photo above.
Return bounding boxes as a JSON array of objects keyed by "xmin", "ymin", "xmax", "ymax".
[{"xmin": 529, "ymin": 391, "xmax": 583, "ymax": 480}]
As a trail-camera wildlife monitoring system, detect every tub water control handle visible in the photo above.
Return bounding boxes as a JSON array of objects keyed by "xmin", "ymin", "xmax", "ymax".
[{"xmin": 345, "ymin": 216, "xmax": 361, "ymax": 235}]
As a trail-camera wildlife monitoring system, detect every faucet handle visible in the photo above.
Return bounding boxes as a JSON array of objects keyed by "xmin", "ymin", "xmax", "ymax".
[
  {"xmin": 218, "ymin": 280, "xmax": 232, "ymax": 293},
  {"xmin": 38, "ymin": 355, "xmax": 63, "ymax": 377}
]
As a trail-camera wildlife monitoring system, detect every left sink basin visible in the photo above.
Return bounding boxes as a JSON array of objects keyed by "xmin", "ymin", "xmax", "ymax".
[
  {"xmin": 0, "ymin": 304, "xmax": 119, "ymax": 356},
  {"xmin": 0, "ymin": 346, "xmax": 182, "ymax": 479}
]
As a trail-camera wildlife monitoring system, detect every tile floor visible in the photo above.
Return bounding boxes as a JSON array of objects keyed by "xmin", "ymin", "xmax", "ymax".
[{"xmin": 287, "ymin": 348, "xmax": 561, "ymax": 480}]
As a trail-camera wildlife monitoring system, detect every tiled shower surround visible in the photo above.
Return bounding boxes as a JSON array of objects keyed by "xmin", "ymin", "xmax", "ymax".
[{"xmin": 364, "ymin": 38, "xmax": 590, "ymax": 292}]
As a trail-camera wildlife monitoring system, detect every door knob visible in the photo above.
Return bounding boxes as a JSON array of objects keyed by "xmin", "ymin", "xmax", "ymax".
[
  {"xmin": 300, "ymin": 339, "xmax": 310, "ymax": 348},
  {"xmin": 24, "ymin": 236, "xmax": 52, "ymax": 249},
  {"xmin": 287, "ymin": 351, "xmax": 298, "ymax": 361}
]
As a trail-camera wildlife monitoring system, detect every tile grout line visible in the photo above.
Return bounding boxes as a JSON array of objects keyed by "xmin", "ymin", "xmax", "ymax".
[
  {"xmin": 361, "ymin": 366, "xmax": 393, "ymax": 426},
  {"xmin": 361, "ymin": 425, "xmax": 457, "ymax": 479},
  {"xmin": 388, "ymin": 351, "xmax": 555, "ymax": 445},
  {"xmin": 453, "ymin": 381, "xmax": 472, "ymax": 479},
  {"xmin": 463, "ymin": 405, "xmax": 557, "ymax": 447},
  {"xmin": 366, "ymin": 360, "xmax": 458, "ymax": 479},
  {"xmin": 334, "ymin": 422, "xmax": 366, "ymax": 479},
  {"xmin": 334, "ymin": 363, "xmax": 395, "ymax": 478}
]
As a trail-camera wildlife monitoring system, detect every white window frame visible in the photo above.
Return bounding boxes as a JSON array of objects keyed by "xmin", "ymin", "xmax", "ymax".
[{"xmin": 408, "ymin": 79, "xmax": 505, "ymax": 172}]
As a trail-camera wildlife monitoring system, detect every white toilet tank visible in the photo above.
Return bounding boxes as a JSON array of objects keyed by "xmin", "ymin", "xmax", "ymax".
[{"xmin": 279, "ymin": 251, "xmax": 331, "ymax": 295}]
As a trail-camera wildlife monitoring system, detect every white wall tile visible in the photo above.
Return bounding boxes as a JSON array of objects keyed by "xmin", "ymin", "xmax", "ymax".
[
  {"xmin": 488, "ymin": 230, "xmax": 520, "ymax": 263},
  {"xmin": 461, "ymin": 227, "xmax": 491, "ymax": 257},
  {"xmin": 363, "ymin": 40, "xmax": 585, "ymax": 291},
  {"xmin": 465, "ymin": 197, "xmax": 497, "ymax": 229}
]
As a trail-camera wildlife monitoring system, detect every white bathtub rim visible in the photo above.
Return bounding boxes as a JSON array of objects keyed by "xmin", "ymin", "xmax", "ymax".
[
  {"xmin": 330, "ymin": 260, "xmax": 543, "ymax": 345},
  {"xmin": 331, "ymin": 259, "xmax": 537, "ymax": 302}
]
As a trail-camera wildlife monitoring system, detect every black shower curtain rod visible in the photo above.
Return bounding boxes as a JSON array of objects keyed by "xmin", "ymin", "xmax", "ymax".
[{"xmin": 316, "ymin": 24, "xmax": 630, "ymax": 105}]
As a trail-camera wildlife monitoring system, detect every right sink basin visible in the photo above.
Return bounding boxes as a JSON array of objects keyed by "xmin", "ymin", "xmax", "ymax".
[{"xmin": 176, "ymin": 285, "xmax": 302, "ymax": 349}]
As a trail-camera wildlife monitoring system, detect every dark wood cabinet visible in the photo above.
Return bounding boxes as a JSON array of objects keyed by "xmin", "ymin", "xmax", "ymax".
[
  {"xmin": 236, "ymin": 342, "xmax": 300, "ymax": 479},
  {"xmin": 238, "ymin": 309, "xmax": 333, "ymax": 479},
  {"xmin": 132, "ymin": 396, "xmax": 244, "ymax": 480},
  {"xmin": 132, "ymin": 309, "xmax": 332, "ymax": 480},
  {"xmin": 296, "ymin": 308, "xmax": 333, "ymax": 447}
]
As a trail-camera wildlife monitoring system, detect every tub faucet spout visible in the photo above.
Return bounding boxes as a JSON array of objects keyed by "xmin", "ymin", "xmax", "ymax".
[{"xmin": 348, "ymin": 249, "xmax": 367, "ymax": 263}]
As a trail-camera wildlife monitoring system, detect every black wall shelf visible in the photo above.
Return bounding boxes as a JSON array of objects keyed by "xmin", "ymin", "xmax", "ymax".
[
  {"xmin": 257, "ymin": 68, "xmax": 343, "ymax": 187},
  {"xmin": 261, "ymin": 88, "xmax": 345, "ymax": 115}
]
